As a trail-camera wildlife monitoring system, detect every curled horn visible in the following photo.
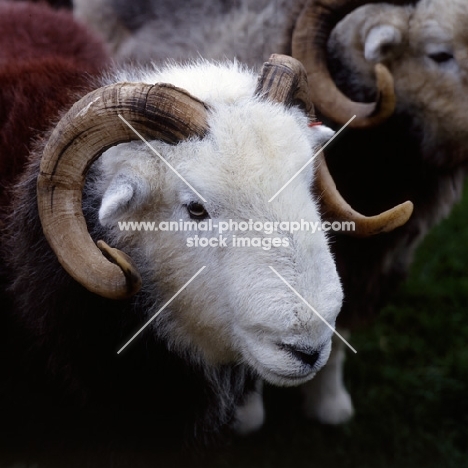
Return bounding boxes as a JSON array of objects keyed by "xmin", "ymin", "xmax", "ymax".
[
  {"xmin": 314, "ymin": 152, "xmax": 413, "ymax": 236},
  {"xmin": 292, "ymin": 0, "xmax": 409, "ymax": 128},
  {"xmin": 256, "ymin": 54, "xmax": 413, "ymax": 236},
  {"xmin": 37, "ymin": 82, "xmax": 209, "ymax": 299}
]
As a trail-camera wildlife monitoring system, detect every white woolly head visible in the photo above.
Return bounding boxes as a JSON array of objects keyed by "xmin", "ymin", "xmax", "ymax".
[{"xmin": 94, "ymin": 61, "xmax": 343, "ymax": 386}]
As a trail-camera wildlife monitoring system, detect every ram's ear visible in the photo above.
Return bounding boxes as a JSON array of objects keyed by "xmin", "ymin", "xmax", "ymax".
[
  {"xmin": 364, "ymin": 25, "xmax": 404, "ymax": 63},
  {"xmin": 99, "ymin": 172, "xmax": 149, "ymax": 227},
  {"xmin": 360, "ymin": 7, "xmax": 409, "ymax": 64}
]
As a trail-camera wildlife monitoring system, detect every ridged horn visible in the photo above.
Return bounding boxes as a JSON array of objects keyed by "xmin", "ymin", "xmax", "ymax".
[
  {"xmin": 292, "ymin": 0, "xmax": 410, "ymax": 128},
  {"xmin": 256, "ymin": 54, "xmax": 413, "ymax": 235},
  {"xmin": 37, "ymin": 82, "xmax": 209, "ymax": 300},
  {"xmin": 255, "ymin": 53, "xmax": 314, "ymax": 113}
]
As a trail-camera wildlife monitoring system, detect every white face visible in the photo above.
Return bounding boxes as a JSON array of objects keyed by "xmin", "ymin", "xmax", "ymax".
[{"xmin": 96, "ymin": 98, "xmax": 343, "ymax": 386}]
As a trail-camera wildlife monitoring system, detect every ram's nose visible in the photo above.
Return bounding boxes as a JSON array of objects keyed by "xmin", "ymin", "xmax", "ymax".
[{"xmin": 282, "ymin": 344, "xmax": 321, "ymax": 368}]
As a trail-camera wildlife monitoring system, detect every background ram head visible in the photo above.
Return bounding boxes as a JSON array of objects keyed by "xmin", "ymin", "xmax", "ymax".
[{"xmin": 324, "ymin": 0, "xmax": 468, "ymax": 166}]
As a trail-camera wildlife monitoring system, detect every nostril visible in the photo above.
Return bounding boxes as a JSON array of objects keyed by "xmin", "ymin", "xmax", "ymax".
[{"xmin": 283, "ymin": 345, "xmax": 321, "ymax": 368}]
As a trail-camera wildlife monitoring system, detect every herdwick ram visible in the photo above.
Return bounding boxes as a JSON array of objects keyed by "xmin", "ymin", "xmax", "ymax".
[
  {"xmin": 74, "ymin": 0, "xmax": 468, "ymax": 425},
  {"xmin": 0, "ymin": 2, "xmax": 412, "ymax": 446}
]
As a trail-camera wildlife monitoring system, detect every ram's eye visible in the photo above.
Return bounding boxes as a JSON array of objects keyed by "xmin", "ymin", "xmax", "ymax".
[
  {"xmin": 187, "ymin": 201, "xmax": 209, "ymax": 220},
  {"xmin": 428, "ymin": 51, "xmax": 454, "ymax": 64}
]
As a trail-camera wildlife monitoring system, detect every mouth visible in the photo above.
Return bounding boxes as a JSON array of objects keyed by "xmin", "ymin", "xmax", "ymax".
[
  {"xmin": 265, "ymin": 367, "xmax": 317, "ymax": 382},
  {"xmin": 242, "ymin": 340, "xmax": 331, "ymax": 387}
]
